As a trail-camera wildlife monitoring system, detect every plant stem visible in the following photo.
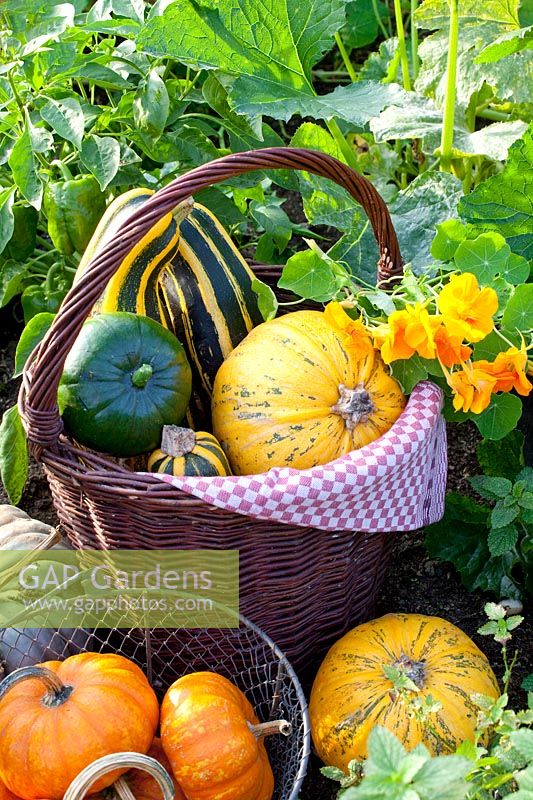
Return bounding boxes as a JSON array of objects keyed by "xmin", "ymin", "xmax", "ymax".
[
  {"xmin": 439, "ymin": 0, "xmax": 459, "ymax": 172},
  {"xmin": 393, "ymin": 0, "xmax": 412, "ymax": 90},
  {"xmin": 372, "ymin": 0, "xmax": 391, "ymax": 38},
  {"xmin": 411, "ymin": 0, "xmax": 420, "ymax": 80},
  {"xmin": 326, "ymin": 118, "xmax": 360, "ymax": 172},
  {"xmin": 476, "ymin": 108, "xmax": 511, "ymax": 122},
  {"xmin": 334, "ymin": 32, "xmax": 358, "ymax": 82}
]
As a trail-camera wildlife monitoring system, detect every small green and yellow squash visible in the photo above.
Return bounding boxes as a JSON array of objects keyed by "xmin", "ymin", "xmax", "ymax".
[{"xmin": 148, "ymin": 426, "xmax": 231, "ymax": 477}]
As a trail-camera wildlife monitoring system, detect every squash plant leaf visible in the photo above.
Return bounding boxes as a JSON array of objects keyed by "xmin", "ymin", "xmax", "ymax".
[
  {"xmin": 475, "ymin": 25, "xmax": 533, "ymax": 63},
  {"xmin": 459, "ymin": 125, "xmax": 533, "ymax": 259},
  {"xmin": 414, "ymin": 0, "xmax": 532, "ymax": 120},
  {"xmin": 138, "ymin": 0, "xmax": 405, "ymax": 126}
]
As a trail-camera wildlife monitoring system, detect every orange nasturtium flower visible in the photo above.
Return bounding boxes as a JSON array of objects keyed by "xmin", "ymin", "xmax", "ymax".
[
  {"xmin": 324, "ymin": 302, "xmax": 374, "ymax": 358},
  {"xmin": 476, "ymin": 347, "xmax": 532, "ymax": 396},
  {"xmin": 372, "ymin": 304, "xmax": 439, "ymax": 363},
  {"xmin": 433, "ymin": 321, "xmax": 473, "ymax": 368},
  {"xmin": 437, "ymin": 272, "xmax": 498, "ymax": 343},
  {"xmin": 448, "ymin": 363, "xmax": 497, "ymax": 414}
]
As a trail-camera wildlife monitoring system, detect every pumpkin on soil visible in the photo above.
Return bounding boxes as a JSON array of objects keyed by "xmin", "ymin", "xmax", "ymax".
[
  {"xmin": 148, "ymin": 426, "xmax": 231, "ymax": 477},
  {"xmin": 0, "ymin": 653, "xmax": 159, "ymax": 800},
  {"xmin": 160, "ymin": 671, "xmax": 290, "ymax": 800},
  {"xmin": 212, "ymin": 309, "xmax": 405, "ymax": 475},
  {"xmin": 309, "ymin": 613, "xmax": 500, "ymax": 769}
]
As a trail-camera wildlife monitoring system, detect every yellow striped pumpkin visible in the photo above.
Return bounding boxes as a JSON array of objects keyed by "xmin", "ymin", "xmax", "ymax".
[
  {"xmin": 212, "ymin": 310, "xmax": 405, "ymax": 475},
  {"xmin": 309, "ymin": 613, "xmax": 500, "ymax": 769},
  {"xmin": 75, "ymin": 190, "xmax": 265, "ymax": 428},
  {"xmin": 147, "ymin": 425, "xmax": 231, "ymax": 477}
]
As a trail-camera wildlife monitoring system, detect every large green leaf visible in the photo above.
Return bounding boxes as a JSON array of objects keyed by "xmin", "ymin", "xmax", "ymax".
[
  {"xmin": 80, "ymin": 134, "xmax": 121, "ymax": 190},
  {"xmin": 8, "ymin": 116, "xmax": 43, "ymax": 210},
  {"xmin": 138, "ymin": 0, "xmax": 405, "ymax": 125},
  {"xmin": 459, "ymin": 125, "xmax": 533, "ymax": 259},
  {"xmin": 414, "ymin": 0, "xmax": 532, "ymax": 118},
  {"xmin": 39, "ymin": 96, "xmax": 84, "ymax": 150},
  {"xmin": 476, "ymin": 25, "xmax": 533, "ymax": 62},
  {"xmin": 0, "ymin": 187, "xmax": 15, "ymax": 255},
  {"xmin": 475, "ymin": 393, "xmax": 523, "ymax": 440}
]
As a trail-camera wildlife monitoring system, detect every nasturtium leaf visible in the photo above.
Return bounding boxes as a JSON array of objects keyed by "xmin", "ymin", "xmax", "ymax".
[
  {"xmin": 279, "ymin": 249, "xmax": 338, "ymax": 302},
  {"xmin": 492, "ymin": 277, "xmax": 514, "ymax": 317},
  {"xmin": 343, "ymin": 0, "xmax": 389, "ymax": 49},
  {"xmin": 475, "ymin": 393, "xmax": 523, "ymax": 441},
  {"xmin": 502, "ymin": 284, "xmax": 533, "ymax": 331},
  {"xmin": 390, "ymin": 356, "xmax": 429, "ymax": 393},
  {"xmin": 505, "ymin": 252, "xmax": 530, "ymax": 285},
  {"xmin": 0, "ymin": 405, "xmax": 28, "ymax": 505},
  {"xmin": 40, "ymin": 96, "xmax": 84, "ymax": 149},
  {"xmin": 0, "ymin": 187, "xmax": 15, "ymax": 255},
  {"xmin": 459, "ymin": 125, "xmax": 533, "ymax": 259},
  {"xmin": 80, "ymin": 134, "xmax": 120, "ymax": 190},
  {"xmin": 473, "ymin": 330, "xmax": 520, "ymax": 361},
  {"xmin": 453, "ymin": 232, "xmax": 510, "ymax": 283},
  {"xmin": 431, "ymin": 220, "xmax": 468, "ymax": 262}
]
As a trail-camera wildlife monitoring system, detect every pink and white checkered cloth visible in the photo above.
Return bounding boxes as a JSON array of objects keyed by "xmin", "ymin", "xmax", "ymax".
[{"xmin": 147, "ymin": 381, "xmax": 447, "ymax": 533}]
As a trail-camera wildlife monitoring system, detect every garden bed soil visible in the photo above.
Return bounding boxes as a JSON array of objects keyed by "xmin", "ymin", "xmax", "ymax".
[{"xmin": 0, "ymin": 302, "xmax": 531, "ymax": 800}]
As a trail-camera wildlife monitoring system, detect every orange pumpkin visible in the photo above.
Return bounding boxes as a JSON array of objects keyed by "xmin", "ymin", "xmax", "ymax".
[
  {"xmin": 309, "ymin": 613, "xmax": 500, "ymax": 769},
  {"xmin": 161, "ymin": 671, "xmax": 289, "ymax": 800},
  {"xmin": 128, "ymin": 740, "xmax": 186, "ymax": 800},
  {"xmin": 0, "ymin": 780, "xmax": 17, "ymax": 800},
  {"xmin": 212, "ymin": 310, "xmax": 405, "ymax": 474},
  {"xmin": 0, "ymin": 654, "xmax": 159, "ymax": 800}
]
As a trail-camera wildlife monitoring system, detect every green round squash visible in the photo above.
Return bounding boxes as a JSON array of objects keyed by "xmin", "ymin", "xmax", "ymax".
[{"xmin": 59, "ymin": 312, "xmax": 192, "ymax": 456}]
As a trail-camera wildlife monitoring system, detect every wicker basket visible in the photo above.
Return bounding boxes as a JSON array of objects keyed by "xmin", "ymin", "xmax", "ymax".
[
  {"xmin": 20, "ymin": 148, "xmax": 411, "ymax": 668},
  {"xmin": 0, "ymin": 612, "xmax": 310, "ymax": 800}
]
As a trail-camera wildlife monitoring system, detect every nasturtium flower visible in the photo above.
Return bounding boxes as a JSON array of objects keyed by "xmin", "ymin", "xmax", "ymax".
[
  {"xmin": 373, "ymin": 304, "xmax": 439, "ymax": 363},
  {"xmin": 476, "ymin": 347, "xmax": 532, "ymax": 396},
  {"xmin": 324, "ymin": 301, "xmax": 373, "ymax": 358},
  {"xmin": 433, "ymin": 321, "xmax": 472, "ymax": 368},
  {"xmin": 436, "ymin": 272, "xmax": 498, "ymax": 343},
  {"xmin": 448, "ymin": 364, "xmax": 497, "ymax": 414}
]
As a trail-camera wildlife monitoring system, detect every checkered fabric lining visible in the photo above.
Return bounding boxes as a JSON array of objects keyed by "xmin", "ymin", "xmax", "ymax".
[{"xmin": 146, "ymin": 381, "xmax": 447, "ymax": 533}]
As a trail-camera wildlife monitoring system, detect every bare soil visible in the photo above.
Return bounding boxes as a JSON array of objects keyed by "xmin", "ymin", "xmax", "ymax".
[{"xmin": 0, "ymin": 301, "xmax": 531, "ymax": 800}]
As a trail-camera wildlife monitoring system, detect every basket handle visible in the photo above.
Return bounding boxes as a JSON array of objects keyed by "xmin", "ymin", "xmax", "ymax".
[
  {"xmin": 20, "ymin": 147, "xmax": 403, "ymax": 451},
  {"xmin": 62, "ymin": 753, "xmax": 175, "ymax": 800}
]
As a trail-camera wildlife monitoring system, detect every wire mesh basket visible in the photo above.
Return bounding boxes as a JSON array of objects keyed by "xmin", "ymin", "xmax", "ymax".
[{"xmin": 0, "ymin": 612, "xmax": 311, "ymax": 800}]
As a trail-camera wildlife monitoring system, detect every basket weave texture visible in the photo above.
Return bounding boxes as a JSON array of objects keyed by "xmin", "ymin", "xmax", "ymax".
[
  {"xmin": 0, "ymin": 614, "xmax": 310, "ymax": 800},
  {"xmin": 19, "ymin": 147, "xmax": 447, "ymax": 668}
]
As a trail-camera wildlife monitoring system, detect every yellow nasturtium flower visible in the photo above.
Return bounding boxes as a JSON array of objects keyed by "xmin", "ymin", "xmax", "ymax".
[
  {"xmin": 476, "ymin": 347, "xmax": 532, "ymax": 396},
  {"xmin": 324, "ymin": 302, "xmax": 374, "ymax": 358},
  {"xmin": 437, "ymin": 273, "xmax": 498, "ymax": 343},
  {"xmin": 372, "ymin": 304, "xmax": 439, "ymax": 363},
  {"xmin": 448, "ymin": 364, "xmax": 497, "ymax": 414}
]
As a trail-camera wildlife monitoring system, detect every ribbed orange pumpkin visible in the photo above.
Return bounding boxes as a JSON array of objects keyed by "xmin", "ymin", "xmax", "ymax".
[
  {"xmin": 0, "ymin": 780, "xmax": 17, "ymax": 800},
  {"xmin": 212, "ymin": 310, "xmax": 405, "ymax": 475},
  {"xmin": 0, "ymin": 653, "xmax": 159, "ymax": 800},
  {"xmin": 128, "ymin": 740, "xmax": 186, "ymax": 800},
  {"xmin": 309, "ymin": 613, "xmax": 500, "ymax": 769},
  {"xmin": 161, "ymin": 672, "xmax": 282, "ymax": 800}
]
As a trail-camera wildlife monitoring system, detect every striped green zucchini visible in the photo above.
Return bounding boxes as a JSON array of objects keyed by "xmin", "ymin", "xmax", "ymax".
[
  {"xmin": 157, "ymin": 203, "xmax": 265, "ymax": 425},
  {"xmin": 147, "ymin": 426, "xmax": 231, "ymax": 477}
]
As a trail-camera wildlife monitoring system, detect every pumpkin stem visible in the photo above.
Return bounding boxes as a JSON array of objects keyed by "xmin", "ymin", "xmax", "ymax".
[
  {"xmin": 0, "ymin": 665, "xmax": 74, "ymax": 707},
  {"xmin": 62, "ymin": 753, "xmax": 175, "ymax": 800},
  {"xmin": 131, "ymin": 364, "xmax": 153, "ymax": 389},
  {"xmin": 172, "ymin": 196, "xmax": 194, "ymax": 225},
  {"xmin": 391, "ymin": 654, "xmax": 427, "ymax": 689},
  {"xmin": 331, "ymin": 384, "xmax": 375, "ymax": 430},
  {"xmin": 160, "ymin": 425, "xmax": 196, "ymax": 457},
  {"xmin": 248, "ymin": 719, "xmax": 292, "ymax": 739}
]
